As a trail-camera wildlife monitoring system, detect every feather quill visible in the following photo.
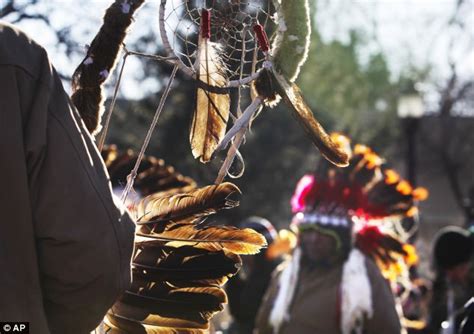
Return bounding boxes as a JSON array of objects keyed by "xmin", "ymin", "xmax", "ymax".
[{"xmin": 190, "ymin": 9, "xmax": 230, "ymax": 163}]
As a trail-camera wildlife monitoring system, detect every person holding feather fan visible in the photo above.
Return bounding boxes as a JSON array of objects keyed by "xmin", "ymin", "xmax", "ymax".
[
  {"xmin": 0, "ymin": 20, "xmax": 266, "ymax": 334},
  {"xmin": 0, "ymin": 1, "xmax": 268, "ymax": 332},
  {"xmin": 0, "ymin": 22, "xmax": 136, "ymax": 334},
  {"xmin": 256, "ymin": 134, "xmax": 428, "ymax": 334}
]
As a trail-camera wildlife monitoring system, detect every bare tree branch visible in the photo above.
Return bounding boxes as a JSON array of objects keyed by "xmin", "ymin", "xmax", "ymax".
[
  {"xmin": 0, "ymin": 1, "xmax": 16, "ymax": 18},
  {"xmin": 10, "ymin": 12, "xmax": 49, "ymax": 24}
]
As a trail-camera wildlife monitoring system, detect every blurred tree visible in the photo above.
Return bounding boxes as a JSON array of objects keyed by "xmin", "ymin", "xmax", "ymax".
[
  {"xmin": 418, "ymin": 67, "xmax": 474, "ymax": 226},
  {"xmin": 298, "ymin": 29, "xmax": 400, "ymax": 154},
  {"xmin": 1, "ymin": 0, "xmax": 47, "ymax": 24},
  {"xmin": 407, "ymin": 0, "xmax": 473, "ymax": 226}
]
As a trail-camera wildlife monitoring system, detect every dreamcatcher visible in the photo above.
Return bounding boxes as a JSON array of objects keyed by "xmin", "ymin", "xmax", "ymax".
[
  {"xmin": 71, "ymin": 0, "xmax": 350, "ymax": 196},
  {"xmin": 70, "ymin": 0, "xmax": 350, "ymax": 332}
]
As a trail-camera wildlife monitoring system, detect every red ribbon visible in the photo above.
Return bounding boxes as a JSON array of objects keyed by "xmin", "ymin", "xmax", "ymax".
[
  {"xmin": 201, "ymin": 9, "xmax": 211, "ymax": 39},
  {"xmin": 253, "ymin": 24, "xmax": 269, "ymax": 52}
]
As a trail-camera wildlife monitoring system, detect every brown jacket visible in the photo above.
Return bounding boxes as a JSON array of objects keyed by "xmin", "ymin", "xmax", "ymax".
[
  {"xmin": 256, "ymin": 255, "xmax": 401, "ymax": 334},
  {"xmin": 0, "ymin": 22, "xmax": 135, "ymax": 333}
]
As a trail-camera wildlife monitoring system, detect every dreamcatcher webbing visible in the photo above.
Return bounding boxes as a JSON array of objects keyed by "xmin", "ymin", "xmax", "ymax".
[{"xmin": 162, "ymin": 0, "xmax": 274, "ymax": 80}]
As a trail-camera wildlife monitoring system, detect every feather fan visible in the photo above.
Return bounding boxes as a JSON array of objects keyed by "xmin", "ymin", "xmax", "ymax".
[{"xmin": 100, "ymin": 146, "xmax": 265, "ymax": 333}]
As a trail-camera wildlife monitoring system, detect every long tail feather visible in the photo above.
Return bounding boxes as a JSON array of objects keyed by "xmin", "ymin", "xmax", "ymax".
[
  {"xmin": 123, "ymin": 284, "xmax": 226, "ymax": 313},
  {"xmin": 272, "ymin": 70, "xmax": 350, "ymax": 167}
]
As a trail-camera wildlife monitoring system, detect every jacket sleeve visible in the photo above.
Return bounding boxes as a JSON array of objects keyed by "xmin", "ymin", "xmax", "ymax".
[
  {"xmin": 0, "ymin": 33, "xmax": 50, "ymax": 334},
  {"xmin": 427, "ymin": 277, "xmax": 447, "ymax": 334},
  {"xmin": 0, "ymin": 23, "xmax": 135, "ymax": 334},
  {"xmin": 364, "ymin": 258, "xmax": 402, "ymax": 334}
]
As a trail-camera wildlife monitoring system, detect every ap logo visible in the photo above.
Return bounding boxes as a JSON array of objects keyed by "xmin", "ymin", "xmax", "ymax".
[{"xmin": 0, "ymin": 323, "xmax": 28, "ymax": 333}]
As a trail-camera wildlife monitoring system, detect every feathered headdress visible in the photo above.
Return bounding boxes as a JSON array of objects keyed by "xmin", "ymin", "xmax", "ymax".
[
  {"xmin": 100, "ymin": 146, "xmax": 266, "ymax": 333},
  {"xmin": 290, "ymin": 133, "xmax": 428, "ymax": 282}
]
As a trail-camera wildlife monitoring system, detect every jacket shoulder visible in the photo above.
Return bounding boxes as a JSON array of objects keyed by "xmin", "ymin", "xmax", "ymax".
[{"xmin": 0, "ymin": 21, "xmax": 49, "ymax": 80}]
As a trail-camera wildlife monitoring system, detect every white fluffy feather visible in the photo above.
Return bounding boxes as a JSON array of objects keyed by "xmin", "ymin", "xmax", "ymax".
[
  {"xmin": 341, "ymin": 249, "xmax": 373, "ymax": 334},
  {"xmin": 190, "ymin": 38, "xmax": 230, "ymax": 162},
  {"xmin": 269, "ymin": 247, "xmax": 301, "ymax": 333}
]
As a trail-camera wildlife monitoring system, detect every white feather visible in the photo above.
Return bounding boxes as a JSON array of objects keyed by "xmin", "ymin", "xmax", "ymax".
[
  {"xmin": 190, "ymin": 38, "xmax": 230, "ymax": 162},
  {"xmin": 341, "ymin": 249, "xmax": 373, "ymax": 334},
  {"xmin": 269, "ymin": 247, "xmax": 301, "ymax": 333}
]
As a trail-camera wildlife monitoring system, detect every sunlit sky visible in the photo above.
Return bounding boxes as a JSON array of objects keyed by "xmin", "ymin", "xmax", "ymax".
[{"xmin": 4, "ymin": 0, "xmax": 473, "ymax": 99}]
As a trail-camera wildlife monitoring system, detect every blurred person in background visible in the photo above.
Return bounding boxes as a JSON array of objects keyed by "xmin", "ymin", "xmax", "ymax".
[
  {"xmin": 226, "ymin": 217, "xmax": 282, "ymax": 334},
  {"xmin": 255, "ymin": 136, "xmax": 428, "ymax": 334},
  {"xmin": 428, "ymin": 226, "xmax": 474, "ymax": 334},
  {"xmin": 254, "ymin": 183, "xmax": 401, "ymax": 334}
]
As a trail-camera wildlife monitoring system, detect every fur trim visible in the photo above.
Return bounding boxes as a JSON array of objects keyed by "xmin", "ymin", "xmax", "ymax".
[
  {"xmin": 71, "ymin": 0, "xmax": 146, "ymax": 135},
  {"xmin": 269, "ymin": 247, "xmax": 301, "ymax": 333},
  {"xmin": 341, "ymin": 249, "xmax": 373, "ymax": 334}
]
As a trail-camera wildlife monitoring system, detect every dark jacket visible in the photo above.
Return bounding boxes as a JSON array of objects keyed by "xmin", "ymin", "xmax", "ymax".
[
  {"xmin": 428, "ymin": 259, "xmax": 474, "ymax": 334},
  {"xmin": 0, "ymin": 22, "xmax": 135, "ymax": 333},
  {"xmin": 226, "ymin": 254, "xmax": 280, "ymax": 334}
]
